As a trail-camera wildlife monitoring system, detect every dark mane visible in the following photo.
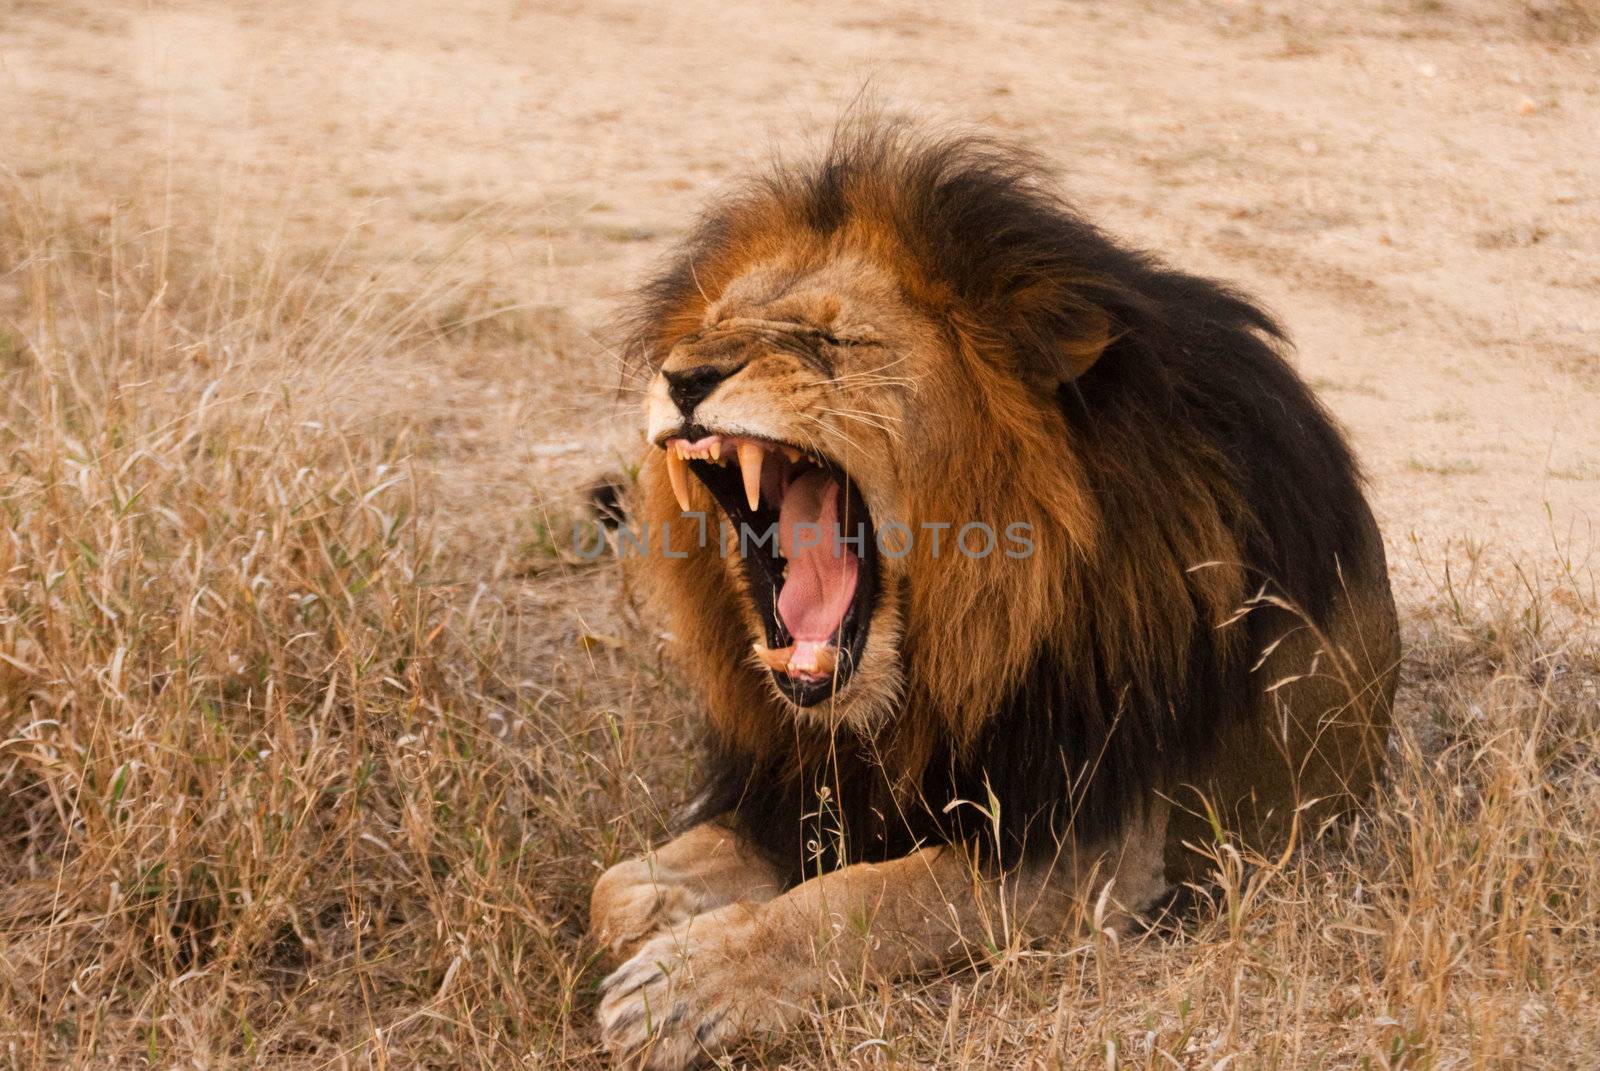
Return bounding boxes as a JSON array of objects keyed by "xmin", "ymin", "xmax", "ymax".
[{"xmin": 634, "ymin": 123, "xmax": 1378, "ymax": 884}]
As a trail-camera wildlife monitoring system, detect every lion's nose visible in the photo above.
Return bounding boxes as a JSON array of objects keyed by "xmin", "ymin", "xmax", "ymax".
[{"xmin": 663, "ymin": 364, "xmax": 732, "ymax": 417}]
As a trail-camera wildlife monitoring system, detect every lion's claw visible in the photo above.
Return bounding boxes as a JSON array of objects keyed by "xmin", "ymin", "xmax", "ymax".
[{"xmin": 596, "ymin": 910, "xmax": 790, "ymax": 1070}]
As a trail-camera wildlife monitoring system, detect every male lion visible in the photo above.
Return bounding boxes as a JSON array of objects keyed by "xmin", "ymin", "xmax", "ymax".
[{"xmin": 591, "ymin": 125, "xmax": 1399, "ymax": 1068}]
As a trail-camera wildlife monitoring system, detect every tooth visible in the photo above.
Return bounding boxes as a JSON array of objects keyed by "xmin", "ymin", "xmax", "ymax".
[
  {"xmin": 665, "ymin": 448, "xmax": 692, "ymax": 511},
  {"xmin": 784, "ymin": 643, "xmax": 837, "ymax": 677},
  {"xmin": 752, "ymin": 643, "xmax": 793, "ymax": 671},
  {"xmin": 709, "ymin": 440, "xmax": 721, "ymax": 462},
  {"xmin": 784, "ymin": 447, "xmax": 800, "ymax": 462},
  {"xmin": 738, "ymin": 442, "xmax": 764, "ymax": 511}
]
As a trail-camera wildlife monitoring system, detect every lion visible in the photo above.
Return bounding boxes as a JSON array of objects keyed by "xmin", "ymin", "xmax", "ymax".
[{"xmin": 589, "ymin": 123, "xmax": 1399, "ymax": 1068}]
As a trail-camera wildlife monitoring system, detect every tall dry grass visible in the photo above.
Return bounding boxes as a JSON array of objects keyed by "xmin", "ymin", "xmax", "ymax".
[
  {"xmin": 0, "ymin": 181, "xmax": 677, "ymax": 1067},
  {"xmin": 1, "ymin": 179, "xmax": 1597, "ymax": 1069}
]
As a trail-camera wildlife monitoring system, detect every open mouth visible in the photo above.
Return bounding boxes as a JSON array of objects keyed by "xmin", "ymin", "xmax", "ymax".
[{"xmin": 661, "ymin": 427, "xmax": 878, "ymax": 707}]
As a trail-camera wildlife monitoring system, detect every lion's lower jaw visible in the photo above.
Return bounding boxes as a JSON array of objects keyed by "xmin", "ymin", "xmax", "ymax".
[
  {"xmin": 773, "ymin": 624, "xmax": 904, "ymax": 735},
  {"xmin": 774, "ymin": 656, "xmax": 902, "ymax": 739}
]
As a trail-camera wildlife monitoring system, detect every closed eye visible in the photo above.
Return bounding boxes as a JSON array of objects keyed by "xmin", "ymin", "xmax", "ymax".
[{"xmin": 813, "ymin": 327, "xmax": 880, "ymax": 348}]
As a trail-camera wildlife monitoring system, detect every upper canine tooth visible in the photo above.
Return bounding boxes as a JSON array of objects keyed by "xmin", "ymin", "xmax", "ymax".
[
  {"xmin": 665, "ymin": 447, "xmax": 692, "ymax": 511},
  {"xmin": 738, "ymin": 442, "xmax": 765, "ymax": 511}
]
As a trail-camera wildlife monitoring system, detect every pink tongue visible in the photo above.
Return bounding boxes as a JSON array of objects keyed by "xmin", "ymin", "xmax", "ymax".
[{"xmin": 776, "ymin": 470, "xmax": 859, "ymax": 644}]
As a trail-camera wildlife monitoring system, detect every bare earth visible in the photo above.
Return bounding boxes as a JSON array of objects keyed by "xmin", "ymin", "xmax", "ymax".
[
  {"xmin": 2, "ymin": 0, "xmax": 1598, "ymax": 1067},
  {"xmin": 8, "ymin": 0, "xmax": 1597, "ymax": 576}
]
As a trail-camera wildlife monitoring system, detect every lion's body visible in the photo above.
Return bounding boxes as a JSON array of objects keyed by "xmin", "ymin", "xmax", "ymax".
[{"xmin": 591, "ymin": 125, "xmax": 1399, "ymax": 1067}]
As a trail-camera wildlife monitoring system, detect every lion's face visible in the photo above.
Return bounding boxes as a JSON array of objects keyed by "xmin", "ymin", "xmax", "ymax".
[{"xmin": 643, "ymin": 253, "xmax": 949, "ymax": 723}]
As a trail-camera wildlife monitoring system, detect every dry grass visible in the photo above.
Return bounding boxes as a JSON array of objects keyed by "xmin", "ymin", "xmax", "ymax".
[{"xmin": 0, "ymin": 181, "xmax": 679, "ymax": 1067}]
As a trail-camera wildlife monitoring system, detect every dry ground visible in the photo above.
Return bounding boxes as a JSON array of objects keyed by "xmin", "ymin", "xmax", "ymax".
[{"xmin": 1, "ymin": 1, "xmax": 1598, "ymax": 1067}]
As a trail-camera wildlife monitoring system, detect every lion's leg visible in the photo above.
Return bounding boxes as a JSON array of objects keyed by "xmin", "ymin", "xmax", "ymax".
[
  {"xmin": 590, "ymin": 822, "xmax": 785, "ymax": 962},
  {"xmin": 598, "ymin": 801, "xmax": 1169, "ymax": 1069}
]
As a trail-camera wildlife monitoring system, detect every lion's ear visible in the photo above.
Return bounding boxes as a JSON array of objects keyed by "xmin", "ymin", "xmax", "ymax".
[
  {"xmin": 1006, "ymin": 281, "xmax": 1113, "ymax": 384},
  {"xmin": 1046, "ymin": 307, "xmax": 1112, "ymax": 383}
]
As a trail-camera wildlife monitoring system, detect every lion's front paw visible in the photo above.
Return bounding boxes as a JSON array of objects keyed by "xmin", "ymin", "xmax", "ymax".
[
  {"xmin": 596, "ymin": 907, "xmax": 798, "ymax": 1070},
  {"xmin": 590, "ymin": 858, "xmax": 709, "ymax": 962}
]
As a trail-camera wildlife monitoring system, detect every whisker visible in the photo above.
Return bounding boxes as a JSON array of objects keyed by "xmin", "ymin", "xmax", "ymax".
[{"xmin": 810, "ymin": 406, "xmax": 903, "ymax": 434}]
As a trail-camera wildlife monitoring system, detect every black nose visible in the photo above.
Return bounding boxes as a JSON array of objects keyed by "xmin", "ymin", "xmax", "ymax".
[{"xmin": 663, "ymin": 364, "xmax": 730, "ymax": 416}]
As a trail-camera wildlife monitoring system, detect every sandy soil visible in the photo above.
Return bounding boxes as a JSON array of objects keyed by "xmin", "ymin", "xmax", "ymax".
[{"xmin": 6, "ymin": 0, "xmax": 1596, "ymax": 591}]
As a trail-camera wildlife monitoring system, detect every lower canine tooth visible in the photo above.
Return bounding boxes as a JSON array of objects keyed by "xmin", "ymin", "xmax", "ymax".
[
  {"xmin": 665, "ymin": 448, "xmax": 692, "ymax": 511},
  {"xmin": 752, "ymin": 643, "xmax": 793, "ymax": 672},
  {"xmin": 786, "ymin": 643, "xmax": 837, "ymax": 676}
]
